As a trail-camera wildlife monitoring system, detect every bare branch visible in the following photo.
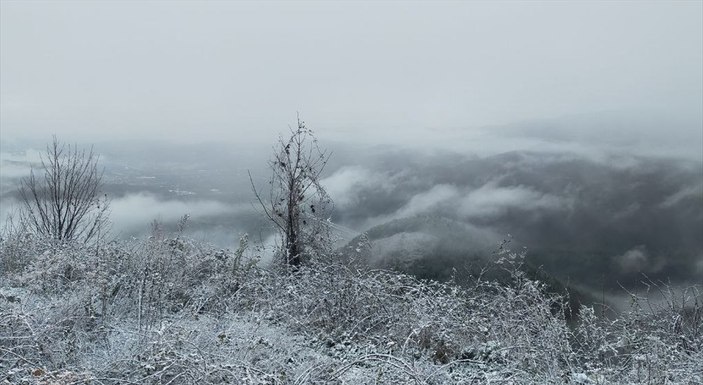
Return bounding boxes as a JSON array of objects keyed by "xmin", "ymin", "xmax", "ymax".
[{"xmin": 251, "ymin": 117, "xmax": 333, "ymax": 268}]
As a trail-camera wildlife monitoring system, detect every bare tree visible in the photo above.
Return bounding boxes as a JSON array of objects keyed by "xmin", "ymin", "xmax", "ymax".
[
  {"xmin": 18, "ymin": 137, "xmax": 110, "ymax": 244},
  {"xmin": 250, "ymin": 117, "xmax": 332, "ymax": 267}
]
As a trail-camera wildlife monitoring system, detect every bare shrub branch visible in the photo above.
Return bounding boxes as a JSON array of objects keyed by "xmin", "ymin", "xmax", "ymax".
[{"xmin": 17, "ymin": 137, "xmax": 110, "ymax": 244}]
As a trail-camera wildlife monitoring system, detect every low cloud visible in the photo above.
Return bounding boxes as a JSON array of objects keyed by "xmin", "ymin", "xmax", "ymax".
[
  {"xmin": 394, "ymin": 184, "xmax": 461, "ymax": 218},
  {"xmin": 660, "ymin": 183, "xmax": 703, "ymax": 208},
  {"xmin": 357, "ymin": 184, "xmax": 460, "ymax": 228},
  {"xmin": 110, "ymin": 193, "xmax": 242, "ymax": 234},
  {"xmin": 484, "ymin": 112, "xmax": 703, "ymax": 162},
  {"xmin": 615, "ymin": 246, "xmax": 650, "ymax": 274},
  {"xmin": 0, "ymin": 149, "xmax": 43, "ymax": 181},
  {"xmin": 459, "ymin": 182, "xmax": 570, "ymax": 219},
  {"xmin": 363, "ymin": 181, "xmax": 569, "ymax": 227},
  {"xmin": 322, "ymin": 166, "xmax": 394, "ymax": 208},
  {"xmin": 615, "ymin": 245, "xmax": 665, "ymax": 274}
]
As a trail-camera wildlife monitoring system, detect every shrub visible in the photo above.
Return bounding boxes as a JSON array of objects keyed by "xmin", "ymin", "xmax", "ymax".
[{"xmin": 1, "ymin": 234, "xmax": 701, "ymax": 384}]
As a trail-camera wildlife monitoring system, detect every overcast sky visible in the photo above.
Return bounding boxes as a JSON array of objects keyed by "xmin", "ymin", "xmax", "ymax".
[{"xmin": 1, "ymin": 1, "xmax": 701, "ymax": 149}]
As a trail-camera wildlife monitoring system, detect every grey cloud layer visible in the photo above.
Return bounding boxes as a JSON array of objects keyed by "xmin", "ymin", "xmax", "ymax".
[{"xmin": 2, "ymin": 2, "xmax": 700, "ymax": 146}]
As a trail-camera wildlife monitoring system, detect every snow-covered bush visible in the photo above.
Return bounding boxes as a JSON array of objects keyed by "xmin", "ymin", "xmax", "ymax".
[
  {"xmin": 0, "ymin": 225, "xmax": 39, "ymax": 275},
  {"xmin": 229, "ymin": 249, "xmax": 575, "ymax": 383},
  {"xmin": 572, "ymin": 283, "xmax": 702, "ymax": 384},
  {"xmin": 1, "ymin": 232, "xmax": 701, "ymax": 384}
]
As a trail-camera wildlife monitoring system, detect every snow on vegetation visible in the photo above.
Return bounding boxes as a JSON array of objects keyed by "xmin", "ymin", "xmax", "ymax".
[{"xmin": 1, "ymin": 229, "xmax": 701, "ymax": 384}]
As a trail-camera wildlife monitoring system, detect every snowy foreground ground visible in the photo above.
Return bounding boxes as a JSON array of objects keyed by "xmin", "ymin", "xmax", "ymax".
[{"xmin": 1, "ymin": 234, "xmax": 701, "ymax": 384}]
